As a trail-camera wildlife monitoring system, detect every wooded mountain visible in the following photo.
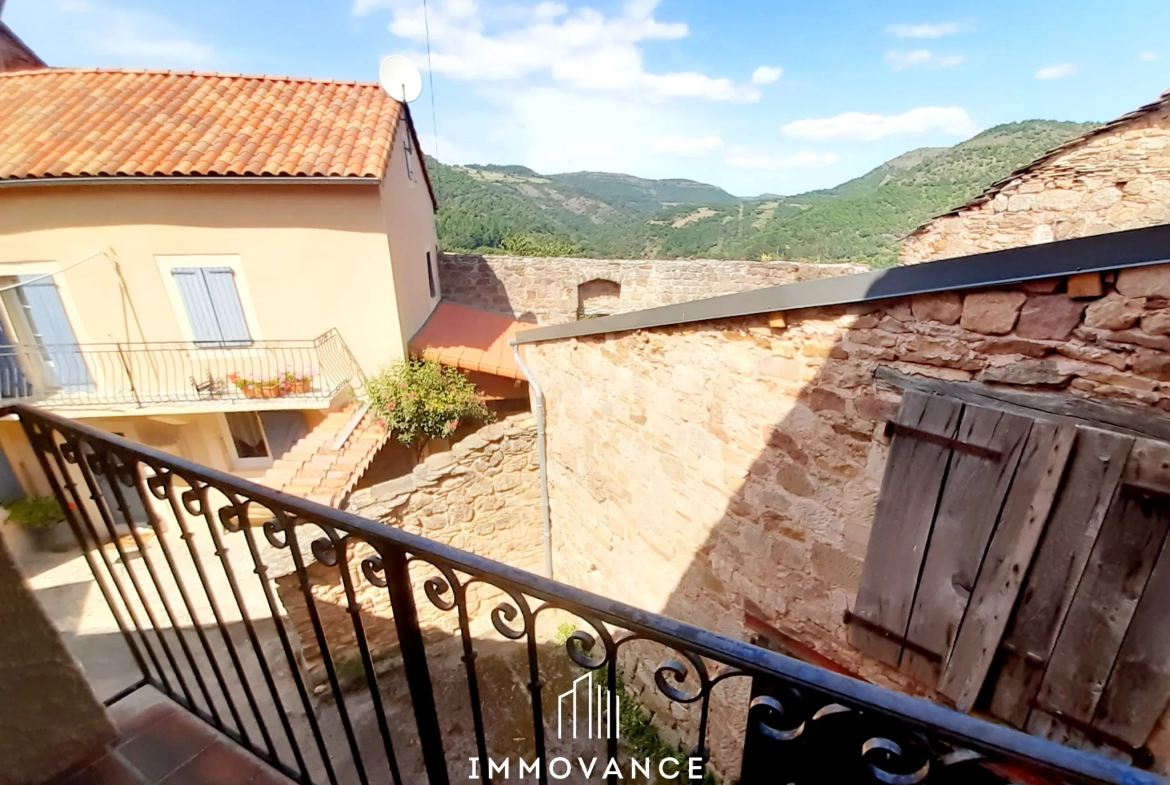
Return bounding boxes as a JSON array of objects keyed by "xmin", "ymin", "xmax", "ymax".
[{"xmin": 431, "ymin": 120, "xmax": 1098, "ymax": 267}]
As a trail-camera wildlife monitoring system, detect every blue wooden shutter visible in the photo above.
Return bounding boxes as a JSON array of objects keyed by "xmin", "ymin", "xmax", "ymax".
[
  {"xmin": 202, "ymin": 268, "xmax": 252, "ymax": 346},
  {"xmin": 18, "ymin": 276, "xmax": 94, "ymax": 392},
  {"xmin": 172, "ymin": 268, "xmax": 224, "ymax": 344}
]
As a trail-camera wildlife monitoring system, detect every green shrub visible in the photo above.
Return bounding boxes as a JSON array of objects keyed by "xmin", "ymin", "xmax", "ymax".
[
  {"xmin": 7, "ymin": 496, "xmax": 64, "ymax": 531},
  {"xmin": 500, "ymin": 232, "xmax": 582, "ymax": 257},
  {"xmin": 367, "ymin": 358, "xmax": 492, "ymax": 451}
]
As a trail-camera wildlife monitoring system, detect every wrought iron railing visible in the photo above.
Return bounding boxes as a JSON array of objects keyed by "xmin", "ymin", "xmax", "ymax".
[
  {"xmin": 0, "ymin": 329, "xmax": 365, "ymax": 410},
  {"xmin": 13, "ymin": 404, "xmax": 1161, "ymax": 785}
]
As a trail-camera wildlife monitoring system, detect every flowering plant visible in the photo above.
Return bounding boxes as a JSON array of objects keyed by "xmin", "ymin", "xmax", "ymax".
[
  {"xmin": 283, "ymin": 367, "xmax": 314, "ymax": 384},
  {"xmin": 228, "ymin": 373, "xmax": 281, "ymax": 389},
  {"xmin": 367, "ymin": 358, "xmax": 491, "ymax": 452}
]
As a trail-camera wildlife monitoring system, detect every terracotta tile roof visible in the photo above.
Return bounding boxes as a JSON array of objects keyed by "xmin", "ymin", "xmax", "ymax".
[
  {"xmin": 906, "ymin": 87, "xmax": 1170, "ymax": 238},
  {"xmin": 258, "ymin": 403, "xmax": 389, "ymax": 507},
  {"xmin": 0, "ymin": 67, "xmax": 403, "ymax": 181},
  {"xmin": 409, "ymin": 302, "xmax": 530, "ymax": 381}
]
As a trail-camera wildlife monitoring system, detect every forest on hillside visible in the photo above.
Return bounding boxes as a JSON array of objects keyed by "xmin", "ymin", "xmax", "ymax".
[{"xmin": 430, "ymin": 120, "xmax": 1098, "ymax": 267}]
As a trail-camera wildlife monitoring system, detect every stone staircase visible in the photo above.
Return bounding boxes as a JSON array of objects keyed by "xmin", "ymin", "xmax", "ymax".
[{"xmin": 256, "ymin": 403, "xmax": 388, "ymax": 507}]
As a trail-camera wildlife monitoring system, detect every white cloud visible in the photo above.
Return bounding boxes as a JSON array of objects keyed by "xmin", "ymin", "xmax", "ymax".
[
  {"xmin": 1139, "ymin": 52, "xmax": 1158, "ymax": 62},
  {"xmin": 726, "ymin": 152, "xmax": 839, "ymax": 169},
  {"xmin": 886, "ymin": 50, "xmax": 964, "ymax": 70},
  {"xmin": 886, "ymin": 22, "xmax": 958, "ymax": 38},
  {"xmin": 55, "ymin": 1, "xmax": 213, "ymax": 65},
  {"xmin": 370, "ymin": 0, "xmax": 759, "ymax": 102},
  {"xmin": 508, "ymin": 87, "xmax": 691, "ymax": 174},
  {"xmin": 781, "ymin": 107, "xmax": 976, "ymax": 141},
  {"xmin": 1036, "ymin": 63, "xmax": 1076, "ymax": 79},
  {"xmin": 650, "ymin": 135, "xmax": 724, "ymax": 156},
  {"xmin": 751, "ymin": 66, "xmax": 783, "ymax": 85}
]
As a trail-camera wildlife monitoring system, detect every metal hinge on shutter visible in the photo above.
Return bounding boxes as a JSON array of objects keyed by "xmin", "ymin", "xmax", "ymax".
[{"xmin": 883, "ymin": 420, "xmax": 1002, "ymax": 461}]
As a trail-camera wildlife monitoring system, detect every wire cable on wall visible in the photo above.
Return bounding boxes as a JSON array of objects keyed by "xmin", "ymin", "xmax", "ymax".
[{"xmin": 422, "ymin": 0, "xmax": 440, "ymax": 161}]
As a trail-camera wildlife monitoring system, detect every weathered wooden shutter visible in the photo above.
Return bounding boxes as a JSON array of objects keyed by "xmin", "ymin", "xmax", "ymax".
[
  {"xmin": 850, "ymin": 392, "xmax": 1075, "ymax": 692},
  {"xmin": 172, "ymin": 268, "xmax": 224, "ymax": 344},
  {"xmin": 1028, "ymin": 439, "xmax": 1170, "ymax": 751},
  {"xmin": 852, "ymin": 389, "xmax": 1170, "ymax": 758}
]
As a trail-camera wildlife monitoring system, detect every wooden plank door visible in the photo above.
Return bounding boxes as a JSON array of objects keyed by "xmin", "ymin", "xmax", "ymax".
[
  {"xmin": 1032, "ymin": 439, "xmax": 1170, "ymax": 731},
  {"xmin": 900, "ymin": 406, "xmax": 1033, "ymax": 685},
  {"xmin": 938, "ymin": 420, "xmax": 1077, "ymax": 710},
  {"xmin": 987, "ymin": 428, "xmax": 1132, "ymax": 727},
  {"xmin": 849, "ymin": 390, "xmax": 962, "ymax": 666}
]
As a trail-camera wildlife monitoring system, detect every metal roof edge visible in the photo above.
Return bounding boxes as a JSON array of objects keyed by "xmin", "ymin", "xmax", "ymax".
[{"xmin": 513, "ymin": 222, "xmax": 1170, "ymax": 345}]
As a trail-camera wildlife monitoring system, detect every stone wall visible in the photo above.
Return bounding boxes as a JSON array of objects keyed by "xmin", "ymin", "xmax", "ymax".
[
  {"xmin": 0, "ymin": 535, "xmax": 116, "ymax": 784},
  {"xmin": 901, "ymin": 105, "xmax": 1170, "ymax": 264},
  {"xmin": 524, "ymin": 262, "xmax": 1170, "ymax": 776},
  {"xmin": 439, "ymin": 253, "xmax": 866, "ymax": 324},
  {"xmin": 275, "ymin": 414, "xmax": 542, "ymax": 683}
]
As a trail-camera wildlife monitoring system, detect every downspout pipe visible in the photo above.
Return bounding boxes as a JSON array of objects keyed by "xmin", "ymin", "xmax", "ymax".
[{"xmin": 511, "ymin": 339, "xmax": 552, "ymax": 580}]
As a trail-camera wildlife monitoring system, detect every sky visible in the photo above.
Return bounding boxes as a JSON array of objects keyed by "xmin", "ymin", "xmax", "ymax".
[{"xmin": 6, "ymin": 0, "xmax": 1170, "ymax": 196}]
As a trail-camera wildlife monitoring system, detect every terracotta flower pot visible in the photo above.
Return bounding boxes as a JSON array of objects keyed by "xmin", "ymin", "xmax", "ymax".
[{"xmin": 285, "ymin": 379, "xmax": 312, "ymax": 394}]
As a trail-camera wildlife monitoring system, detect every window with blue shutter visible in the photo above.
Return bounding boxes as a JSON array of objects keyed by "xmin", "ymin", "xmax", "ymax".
[{"xmin": 171, "ymin": 267, "xmax": 252, "ymax": 346}]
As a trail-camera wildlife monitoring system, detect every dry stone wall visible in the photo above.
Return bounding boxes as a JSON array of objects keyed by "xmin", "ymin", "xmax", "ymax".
[
  {"xmin": 439, "ymin": 254, "xmax": 866, "ymax": 324},
  {"xmin": 901, "ymin": 106, "xmax": 1170, "ymax": 263},
  {"xmin": 524, "ymin": 262, "xmax": 1170, "ymax": 777},
  {"xmin": 274, "ymin": 414, "xmax": 542, "ymax": 683}
]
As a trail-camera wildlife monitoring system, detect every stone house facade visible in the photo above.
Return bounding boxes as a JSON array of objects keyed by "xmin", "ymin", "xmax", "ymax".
[
  {"xmin": 517, "ymin": 227, "xmax": 1170, "ymax": 777},
  {"xmin": 901, "ymin": 89, "xmax": 1170, "ymax": 264}
]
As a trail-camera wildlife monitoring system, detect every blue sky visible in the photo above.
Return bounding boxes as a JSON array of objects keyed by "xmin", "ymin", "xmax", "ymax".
[{"xmin": 7, "ymin": 0, "xmax": 1170, "ymax": 196}]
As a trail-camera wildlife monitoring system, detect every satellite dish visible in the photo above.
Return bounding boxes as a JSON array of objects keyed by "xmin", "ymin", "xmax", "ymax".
[{"xmin": 378, "ymin": 55, "xmax": 423, "ymax": 103}]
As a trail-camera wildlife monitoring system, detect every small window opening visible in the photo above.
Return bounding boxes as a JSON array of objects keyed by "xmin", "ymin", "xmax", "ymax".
[
  {"xmin": 225, "ymin": 412, "xmax": 269, "ymax": 459},
  {"xmin": 577, "ymin": 278, "xmax": 621, "ymax": 319},
  {"xmin": 426, "ymin": 251, "xmax": 436, "ymax": 298}
]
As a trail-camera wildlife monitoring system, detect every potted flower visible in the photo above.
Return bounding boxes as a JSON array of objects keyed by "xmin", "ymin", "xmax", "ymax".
[
  {"xmin": 230, "ymin": 373, "xmax": 284, "ymax": 399},
  {"xmin": 7, "ymin": 496, "xmax": 72, "ymax": 552},
  {"xmin": 282, "ymin": 367, "xmax": 314, "ymax": 395}
]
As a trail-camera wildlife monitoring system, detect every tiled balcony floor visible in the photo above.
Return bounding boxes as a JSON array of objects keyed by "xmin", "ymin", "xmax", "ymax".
[{"xmin": 52, "ymin": 689, "xmax": 295, "ymax": 785}]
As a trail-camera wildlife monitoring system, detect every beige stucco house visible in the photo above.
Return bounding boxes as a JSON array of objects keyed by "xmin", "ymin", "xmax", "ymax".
[
  {"xmin": 901, "ymin": 87, "xmax": 1170, "ymax": 264},
  {"xmin": 0, "ymin": 67, "xmax": 441, "ymax": 504}
]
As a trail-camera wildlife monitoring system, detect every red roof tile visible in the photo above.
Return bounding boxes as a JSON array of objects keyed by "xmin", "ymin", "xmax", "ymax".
[
  {"xmin": 409, "ymin": 302, "xmax": 530, "ymax": 381},
  {"xmin": 0, "ymin": 68, "xmax": 402, "ymax": 181}
]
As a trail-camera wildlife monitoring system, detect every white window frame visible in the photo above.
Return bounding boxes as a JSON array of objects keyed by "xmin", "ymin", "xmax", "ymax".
[
  {"xmin": 0, "ymin": 260, "xmax": 92, "ymax": 345},
  {"xmin": 218, "ymin": 411, "xmax": 273, "ymax": 470},
  {"xmin": 156, "ymin": 255, "xmax": 264, "ymax": 348}
]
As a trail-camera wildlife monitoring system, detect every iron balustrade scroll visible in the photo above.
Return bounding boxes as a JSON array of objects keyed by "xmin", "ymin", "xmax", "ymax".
[
  {"xmin": 0, "ymin": 328, "xmax": 364, "ymax": 409},
  {"xmin": 11, "ymin": 403, "xmax": 1165, "ymax": 785}
]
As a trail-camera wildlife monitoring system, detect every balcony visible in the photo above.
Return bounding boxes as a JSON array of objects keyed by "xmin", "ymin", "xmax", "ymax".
[
  {"xmin": 0, "ymin": 330, "xmax": 365, "ymax": 417},
  {"xmin": 9, "ymin": 405, "xmax": 1160, "ymax": 785}
]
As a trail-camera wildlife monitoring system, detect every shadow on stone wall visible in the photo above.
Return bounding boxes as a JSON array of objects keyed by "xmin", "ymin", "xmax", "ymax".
[
  {"xmin": 438, "ymin": 253, "xmax": 537, "ymax": 323},
  {"xmin": 530, "ymin": 261, "xmax": 1170, "ymax": 778}
]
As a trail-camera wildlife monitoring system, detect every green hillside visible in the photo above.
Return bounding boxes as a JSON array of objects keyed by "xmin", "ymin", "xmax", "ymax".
[{"xmin": 431, "ymin": 120, "xmax": 1098, "ymax": 267}]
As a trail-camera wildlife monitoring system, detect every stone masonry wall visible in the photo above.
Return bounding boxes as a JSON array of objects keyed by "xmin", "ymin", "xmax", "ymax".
[
  {"xmin": 275, "ymin": 414, "xmax": 542, "ymax": 683},
  {"xmin": 901, "ymin": 105, "xmax": 1170, "ymax": 264},
  {"xmin": 439, "ymin": 254, "xmax": 866, "ymax": 324},
  {"xmin": 0, "ymin": 534, "xmax": 116, "ymax": 784},
  {"xmin": 525, "ymin": 262, "xmax": 1170, "ymax": 777}
]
